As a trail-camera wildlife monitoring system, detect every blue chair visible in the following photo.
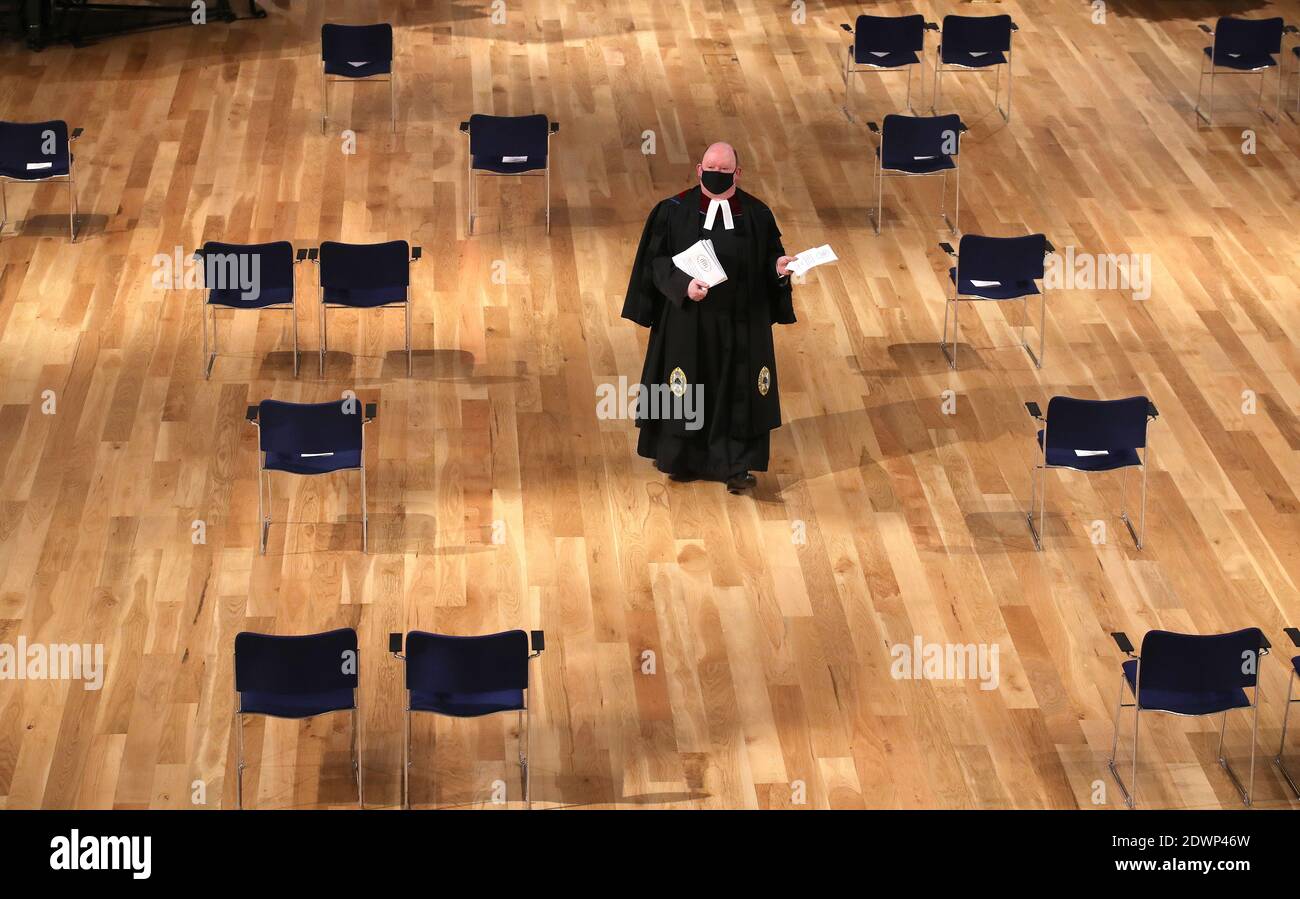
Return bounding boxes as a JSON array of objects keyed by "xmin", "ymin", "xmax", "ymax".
[
  {"xmin": 197, "ymin": 241, "xmax": 305, "ymax": 379},
  {"xmin": 1024, "ymin": 396, "xmax": 1158, "ymax": 551},
  {"xmin": 391, "ymin": 629, "xmax": 545, "ymax": 809},
  {"xmin": 459, "ymin": 114, "xmax": 559, "ymax": 234},
  {"xmin": 0, "ymin": 120, "xmax": 83, "ymax": 241},
  {"xmin": 839, "ymin": 14, "xmax": 937, "ymax": 120},
  {"xmin": 1194, "ymin": 17, "xmax": 1285, "ymax": 125},
  {"xmin": 1107, "ymin": 628, "xmax": 1269, "ymax": 808},
  {"xmin": 321, "ymin": 23, "xmax": 395, "ymax": 133},
  {"xmin": 233, "ymin": 628, "xmax": 362, "ymax": 809},
  {"xmin": 312, "ymin": 240, "xmax": 421, "ymax": 376},
  {"xmin": 933, "ymin": 14, "xmax": 1018, "ymax": 122},
  {"xmin": 1275, "ymin": 627, "xmax": 1300, "ymax": 796},
  {"xmin": 938, "ymin": 234, "xmax": 1052, "ymax": 370},
  {"xmin": 866, "ymin": 113, "xmax": 966, "ymax": 234},
  {"xmin": 246, "ymin": 398, "xmax": 377, "ymax": 553}
]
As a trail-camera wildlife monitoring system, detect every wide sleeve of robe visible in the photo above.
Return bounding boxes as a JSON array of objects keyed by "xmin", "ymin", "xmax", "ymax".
[{"xmin": 621, "ymin": 198, "xmax": 693, "ymax": 328}]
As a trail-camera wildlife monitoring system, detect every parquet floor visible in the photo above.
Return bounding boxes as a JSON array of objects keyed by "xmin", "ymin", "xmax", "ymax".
[{"xmin": 0, "ymin": 0, "xmax": 1297, "ymax": 809}]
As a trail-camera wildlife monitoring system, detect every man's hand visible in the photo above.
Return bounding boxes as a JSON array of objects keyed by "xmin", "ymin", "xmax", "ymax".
[
  {"xmin": 776, "ymin": 256, "xmax": 796, "ymax": 277},
  {"xmin": 687, "ymin": 279, "xmax": 710, "ymax": 301}
]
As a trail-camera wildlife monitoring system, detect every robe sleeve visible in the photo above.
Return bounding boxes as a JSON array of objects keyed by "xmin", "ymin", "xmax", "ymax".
[
  {"xmin": 621, "ymin": 199, "xmax": 691, "ymax": 328},
  {"xmin": 763, "ymin": 206, "xmax": 796, "ymax": 325}
]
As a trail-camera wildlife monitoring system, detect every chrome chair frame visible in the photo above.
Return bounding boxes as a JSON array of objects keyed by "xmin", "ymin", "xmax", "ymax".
[
  {"xmin": 460, "ymin": 119, "xmax": 559, "ymax": 235},
  {"xmin": 867, "ymin": 118, "xmax": 965, "ymax": 236},
  {"xmin": 932, "ymin": 21, "xmax": 1018, "ymax": 122},
  {"xmin": 1273, "ymin": 628, "xmax": 1300, "ymax": 796},
  {"xmin": 309, "ymin": 245, "xmax": 420, "ymax": 377},
  {"xmin": 1106, "ymin": 631, "xmax": 1268, "ymax": 808},
  {"xmin": 0, "ymin": 126, "xmax": 82, "ymax": 242},
  {"xmin": 839, "ymin": 19, "xmax": 938, "ymax": 121},
  {"xmin": 393, "ymin": 633, "xmax": 545, "ymax": 810},
  {"xmin": 246, "ymin": 401, "xmax": 376, "ymax": 554},
  {"xmin": 199, "ymin": 245, "xmax": 306, "ymax": 380},
  {"xmin": 938, "ymin": 237, "xmax": 1052, "ymax": 370},
  {"xmin": 1025, "ymin": 400, "xmax": 1158, "ymax": 551},
  {"xmin": 1195, "ymin": 21, "xmax": 1286, "ymax": 125}
]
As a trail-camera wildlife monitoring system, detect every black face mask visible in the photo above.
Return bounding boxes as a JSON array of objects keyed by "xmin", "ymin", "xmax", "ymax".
[{"xmin": 700, "ymin": 170, "xmax": 735, "ymax": 194}]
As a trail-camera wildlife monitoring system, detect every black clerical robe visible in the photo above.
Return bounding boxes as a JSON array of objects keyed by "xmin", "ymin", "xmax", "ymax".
[{"xmin": 621, "ymin": 186, "xmax": 796, "ymax": 480}]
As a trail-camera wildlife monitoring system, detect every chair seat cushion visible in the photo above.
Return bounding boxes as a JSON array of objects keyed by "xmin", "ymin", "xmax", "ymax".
[
  {"xmin": 1123, "ymin": 659, "xmax": 1251, "ymax": 716},
  {"xmin": 471, "ymin": 154, "xmax": 547, "ymax": 174},
  {"xmin": 410, "ymin": 687, "xmax": 525, "ymax": 717},
  {"xmin": 878, "ymin": 148, "xmax": 956, "ymax": 174},
  {"xmin": 853, "ymin": 48, "xmax": 920, "ymax": 68},
  {"xmin": 0, "ymin": 158, "xmax": 70, "ymax": 179},
  {"xmin": 323, "ymin": 286, "xmax": 407, "ymax": 308},
  {"xmin": 941, "ymin": 48, "xmax": 1007, "ymax": 68},
  {"xmin": 240, "ymin": 687, "xmax": 354, "ymax": 719},
  {"xmin": 1038, "ymin": 430, "xmax": 1140, "ymax": 471},
  {"xmin": 1203, "ymin": 47, "xmax": 1276, "ymax": 70},
  {"xmin": 324, "ymin": 59, "xmax": 392, "ymax": 77},
  {"xmin": 264, "ymin": 448, "xmax": 362, "ymax": 475},
  {"xmin": 208, "ymin": 285, "xmax": 294, "ymax": 309},
  {"xmin": 948, "ymin": 268, "xmax": 1038, "ymax": 300}
]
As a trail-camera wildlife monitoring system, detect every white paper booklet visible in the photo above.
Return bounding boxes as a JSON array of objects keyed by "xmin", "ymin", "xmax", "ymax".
[
  {"xmin": 673, "ymin": 240, "xmax": 728, "ymax": 287},
  {"xmin": 788, "ymin": 244, "xmax": 838, "ymax": 276}
]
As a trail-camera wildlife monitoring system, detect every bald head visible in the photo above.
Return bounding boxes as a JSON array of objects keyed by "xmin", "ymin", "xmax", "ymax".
[{"xmin": 698, "ymin": 142, "xmax": 741, "ymax": 199}]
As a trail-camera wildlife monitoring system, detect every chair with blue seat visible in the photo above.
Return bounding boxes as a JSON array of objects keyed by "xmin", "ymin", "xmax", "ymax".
[
  {"xmin": 839, "ymin": 14, "xmax": 937, "ymax": 120},
  {"xmin": 1194, "ymin": 17, "xmax": 1285, "ymax": 125},
  {"xmin": 311, "ymin": 240, "xmax": 420, "ymax": 376},
  {"xmin": 390, "ymin": 628, "xmax": 545, "ymax": 809},
  {"xmin": 866, "ymin": 113, "xmax": 966, "ymax": 235},
  {"xmin": 0, "ymin": 120, "xmax": 83, "ymax": 241},
  {"xmin": 233, "ymin": 628, "xmax": 362, "ymax": 809},
  {"xmin": 459, "ymin": 114, "xmax": 559, "ymax": 234},
  {"xmin": 321, "ymin": 23, "xmax": 396, "ymax": 133},
  {"xmin": 246, "ymin": 398, "xmax": 377, "ymax": 553},
  {"xmin": 1273, "ymin": 627, "xmax": 1300, "ymax": 796},
  {"xmin": 1024, "ymin": 396, "xmax": 1159, "ymax": 551},
  {"xmin": 1107, "ymin": 628, "xmax": 1269, "ymax": 808},
  {"xmin": 197, "ymin": 241, "xmax": 305, "ymax": 379},
  {"xmin": 932, "ymin": 14, "xmax": 1018, "ymax": 122},
  {"xmin": 938, "ymin": 234, "xmax": 1052, "ymax": 370}
]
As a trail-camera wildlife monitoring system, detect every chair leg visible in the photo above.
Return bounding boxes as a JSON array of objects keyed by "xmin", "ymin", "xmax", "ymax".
[
  {"xmin": 390, "ymin": 73, "xmax": 397, "ymax": 133},
  {"xmin": 872, "ymin": 166, "xmax": 882, "ymax": 235},
  {"xmin": 202, "ymin": 302, "xmax": 214, "ymax": 380},
  {"xmin": 291, "ymin": 303, "xmax": 299, "ymax": 377},
  {"xmin": 405, "ymin": 301, "xmax": 412, "ymax": 376},
  {"xmin": 360, "ymin": 463, "xmax": 368, "ymax": 553},
  {"xmin": 905, "ymin": 65, "xmax": 913, "ymax": 114},
  {"xmin": 257, "ymin": 466, "xmax": 269, "ymax": 555},
  {"xmin": 932, "ymin": 57, "xmax": 942, "ymax": 115},
  {"xmin": 467, "ymin": 167, "xmax": 474, "ymax": 235},
  {"xmin": 843, "ymin": 50, "xmax": 853, "ymax": 121},
  {"xmin": 1, "ymin": 180, "xmax": 8, "ymax": 233},
  {"xmin": 545, "ymin": 165, "xmax": 551, "ymax": 235},
  {"xmin": 1208, "ymin": 70, "xmax": 1217, "ymax": 125},
  {"xmin": 322, "ymin": 72, "xmax": 328, "ymax": 134},
  {"xmin": 235, "ymin": 712, "xmax": 246, "ymax": 809},
  {"xmin": 68, "ymin": 176, "xmax": 77, "ymax": 242},
  {"xmin": 1106, "ymin": 674, "xmax": 1136, "ymax": 808},
  {"xmin": 319, "ymin": 302, "xmax": 327, "ymax": 377},
  {"xmin": 351, "ymin": 705, "xmax": 363, "ymax": 808},
  {"xmin": 402, "ymin": 708, "xmax": 412, "ymax": 809},
  {"xmin": 951, "ymin": 163, "xmax": 960, "ymax": 236},
  {"xmin": 1275, "ymin": 671, "xmax": 1299, "ymax": 797},
  {"xmin": 1219, "ymin": 701, "xmax": 1262, "ymax": 807},
  {"xmin": 1194, "ymin": 66, "xmax": 1206, "ymax": 123}
]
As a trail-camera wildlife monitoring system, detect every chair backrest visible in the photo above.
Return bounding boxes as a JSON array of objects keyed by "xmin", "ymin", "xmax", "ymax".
[
  {"xmin": 257, "ymin": 399, "xmax": 364, "ymax": 456},
  {"xmin": 1136, "ymin": 629, "xmax": 1264, "ymax": 698},
  {"xmin": 201, "ymin": 240, "xmax": 295, "ymax": 296},
  {"xmin": 321, "ymin": 23, "xmax": 393, "ymax": 63},
  {"xmin": 318, "ymin": 240, "xmax": 410, "ymax": 290},
  {"xmin": 0, "ymin": 119, "xmax": 70, "ymax": 170},
  {"xmin": 1044, "ymin": 396, "xmax": 1149, "ymax": 451},
  {"xmin": 957, "ymin": 234, "xmax": 1047, "ymax": 283},
  {"xmin": 405, "ymin": 630, "xmax": 530, "ymax": 694},
  {"xmin": 942, "ymin": 14, "xmax": 1013, "ymax": 53},
  {"xmin": 1214, "ymin": 17, "xmax": 1283, "ymax": 57},
  {"xmin": 881, "ymin": 113, "xmax": 963, "ymax": 168},
  {"xmin": 468, "ymin": 114, "xmax": 550, "ymax": 163},
  {"xmin": 855, "ymin": 14, "xmax": 926, "ymax": 54},
  {"xmin": 235, "ymin": 628, "xmax": 358, "ymax": 695}
]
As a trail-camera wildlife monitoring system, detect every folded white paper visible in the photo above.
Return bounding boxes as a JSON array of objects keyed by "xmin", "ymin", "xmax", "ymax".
[
  {"xmin": 347, "ymin": 61, "xmax": 369, "ymax": 67},
  {"xmin": 673, "ymin": 240, "xmax": 728, "ymax": 287},
  {"xmin": 26, "ymin": 162, "xmax": 52, "ymax": 170},
  {"xmin": 1074, "ymin": 450, "xmax": 1109, "ymax": 457},
  {"xmin": 503, "ymin": 155, "xmax": 528, "ymax": 163},
  {"xmin": 969, "ymin": 279, "xmax": 1001, "ymax": 287},
  {"xmin": 787, "ymin": 244, "xmax": 838, "ymax": 276}
]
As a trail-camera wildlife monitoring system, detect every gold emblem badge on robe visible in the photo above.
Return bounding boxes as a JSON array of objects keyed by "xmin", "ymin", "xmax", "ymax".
[
  {"xmin": 757, "ymin": 366, "xmax": 771, "ymax": 396},
  {"xmin": 669, "ymin": 367, "xmax": 688, "ymax": 398}
]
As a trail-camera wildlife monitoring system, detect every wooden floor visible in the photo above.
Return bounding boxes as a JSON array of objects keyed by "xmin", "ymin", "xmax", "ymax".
[{"xmin": 0, "ymin": 0, "xmax": 1297, "ymax": 810}]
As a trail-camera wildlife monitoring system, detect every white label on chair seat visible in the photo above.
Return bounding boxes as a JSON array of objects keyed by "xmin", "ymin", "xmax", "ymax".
[
  {"xmin": 913, "ymin": 155, "xmax": 936, "ymax": 160},
  {"xmin": 869, "ymin": 51, "xmax": 890, "ymax": 57},
  {"xmin": 969, "ymin": 51, "xmax": 988, "ymax": 57},
  {"xmin": 347, "ymin": 61, "xmax": 369, "ymax": 67},
  {"xmin": 502, "ymin": 155, "xmax": 528, "ymax": 163},
  {"xmin": 26, "ymin": 162, "xmax": 53, "ymax": 170},
  {"xmin": 1075, "ymin": 450, "xmax": 1109, "ymax": 457},
  {"xmin": 969, "ymin": 279, "xmax": 1001, "ymax": 287},
  {"xmin": 300, "ymin": 452, "xmax": 336, "ymax": 457}
]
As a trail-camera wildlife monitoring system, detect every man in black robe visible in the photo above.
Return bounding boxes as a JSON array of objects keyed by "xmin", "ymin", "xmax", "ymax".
[{"xmin": 621, "ymin": 142, "xmax": 796, "ymax": 493}]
